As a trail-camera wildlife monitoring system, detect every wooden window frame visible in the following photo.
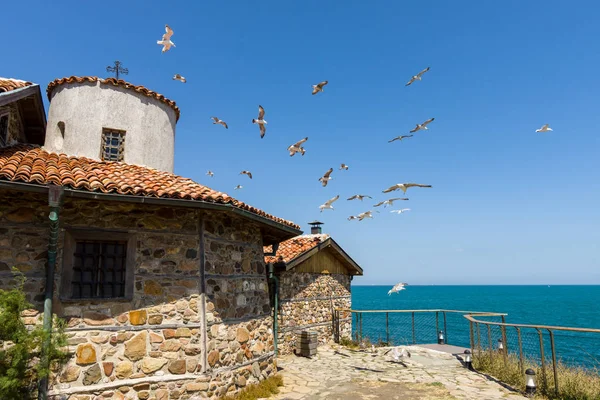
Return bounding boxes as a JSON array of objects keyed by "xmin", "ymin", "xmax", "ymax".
[
  {"xmin": 100, "ymin": 128, "xmax": 126, "ymax": 162},
  {"xmin": 60, "ymin": 229, "xmax": 136, "ymax": 302},
  {"xmin": 0, "ymin": 110, "xmax": 9, "ymax": 147}
]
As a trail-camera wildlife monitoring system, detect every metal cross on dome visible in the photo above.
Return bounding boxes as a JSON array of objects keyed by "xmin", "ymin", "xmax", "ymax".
[{"xmin": 106, "ymin": 60, "xmax": 128, "ymax": 80}]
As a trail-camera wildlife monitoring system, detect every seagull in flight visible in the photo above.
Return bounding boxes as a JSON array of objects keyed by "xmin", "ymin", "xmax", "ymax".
[
  {"xmin": 206, "ymin": 170, "xmax": 214, "ymax": 177},
  {"xmin": 405, "ymin": 67, "xmax": 430, "ymax": 86},
  {"xmin": 319, "ymin": 168, "xmax": 333, "ymax": 187},
  {"xmin": 347, "ymin": 194, "xmax": 372, "ymax": 201},
  {"xmin": 240, "ymin": 171, "xmax": 253, "ymax": 179},
  {"xmin": 391, "ymin": 208, "xmax": 411, "ymax": 214},
  {"xmin": 384, "ymin": 346, "xmax": 411, "ymax": 361},
  {"xmin": 536, "ymin": 124, "xmax": 553, "ymax": 133},
  {"xmin": 157, "ymin": 24, "xmax": 175, "ymax": 53},
  {"xmin": 252, "ymin": 105, "xmax": 267, "ymax": 138},
  {"xmin": 388, "ymin": 135, "xmax": 413, "ymax": 143},
  {"xmin": 234, "ymin": 185, "xmax": 243, "ymax": 190},
  {"xmin": 388, "ymin": 282, "xmax": 408, "ymax": 295},
  {"xmin": 340, "ymin": 163, "xmax": 349, "ymax": 171},
  {"xmin": 374, "ymin": 198, "xmax": 409, "ymax": 208},
  {"xmin": 287, "ymin": 137, "xmax": 308, "ymax": 157},
  {"xmin": 312, "ymin": 80, "xmax": 328, "ymax": 95},
  {"xmin": 211, "ymin": 117, "xmax": 228, "ymax": 129},
  {"xmin": 172, "ymin": 74, "xmax": 186, "ymax": 83},
  {"xmin": 357, "ymin": 210, "xmax": 378, "ymax": 221},
  {"xmin": 347, "ymin": 215, "xmax": 358, "ymax": 221},
  {"xmin": 410, "ymin": 118, "xmax": 435, "ymax": 133},
  {"xmin": 383, "ymin": 183, "xmax": 432, "ymax": 194},
  {"xmin": 319, "ymin": 195, "xmax": 340, "ymax": 212}
]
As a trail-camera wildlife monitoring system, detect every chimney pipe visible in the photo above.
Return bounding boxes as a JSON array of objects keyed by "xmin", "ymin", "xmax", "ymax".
[{"xmin": 308, "ymin": 220, "xmax": 324, "ymax": 234}]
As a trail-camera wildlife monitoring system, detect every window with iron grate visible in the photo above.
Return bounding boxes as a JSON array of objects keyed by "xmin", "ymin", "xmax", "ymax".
[
  {"xmin": 100, "ymin": 128, "xmax": 126, "ymax": 162},
  {"xmin": 60, "ymin": 230, "xmax": 135, "ymax": 301},
  {"xmin": 0, "ymin": 112, "xmax": 9, "ymax": 147},
  {"xmin": 71, "ymin": 240, "xmax": 127, "ymax": 299}
]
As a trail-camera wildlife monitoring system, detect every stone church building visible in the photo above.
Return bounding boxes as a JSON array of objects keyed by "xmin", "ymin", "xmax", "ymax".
[
  {"xmin": 264, "ymin": 221, "xmax": 362, "ymax": 355},
  {"xmin": 0, "ymin": 76, "xmax": 302, "ymax": 399}
]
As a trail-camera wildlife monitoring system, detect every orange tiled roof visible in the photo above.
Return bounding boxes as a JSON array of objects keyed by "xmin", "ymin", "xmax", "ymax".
[
  {"xmin": 0, "ymin": 144, "xmax": 300, "ymax": 230},
  {"xmin": 0, "ymin": 78, "xmax": 33, "ymax": 93},
  {"xmin": 264, "ymin": 234, "xmax": 330, "ymax": 264},
  {"xmin": 47, "ymin": 76, "xmax": 181, "ymax": 122}
]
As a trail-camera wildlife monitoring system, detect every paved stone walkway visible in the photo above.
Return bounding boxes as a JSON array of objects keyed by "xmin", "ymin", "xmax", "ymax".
[{"xmin": 273, "ymin": 344, "xmax": 527, "ymax": 399}]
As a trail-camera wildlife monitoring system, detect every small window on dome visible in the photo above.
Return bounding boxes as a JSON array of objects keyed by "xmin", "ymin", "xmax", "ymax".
[
  {"xmin": 100, "ymin": 128, "xmax": 126, "ymax": 162},
  {"xmin": 0, "ymin": 111, "xmax": 9, "ymax": 147}
]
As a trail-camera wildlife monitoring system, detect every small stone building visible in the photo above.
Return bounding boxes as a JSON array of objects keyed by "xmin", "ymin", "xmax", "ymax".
[
  {"xmin": 264, "ymin": 221, "xmax": 363, "ymax": 355},
  {"xmin": 0, "ymin": 76, "xmax": 301, "ymax": 399}
]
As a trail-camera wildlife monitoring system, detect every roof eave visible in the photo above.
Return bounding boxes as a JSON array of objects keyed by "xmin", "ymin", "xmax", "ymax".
[
  {"xmin": 0, "ymin": 84, "xmax": 40, "ymax": 107},
  {"xmin": 284, "ymin": 237, "xmax": 363, "ymax": 275},
  {"xmin": 0, "ymin": 180, "xmax": 302, "ymax": 242}
]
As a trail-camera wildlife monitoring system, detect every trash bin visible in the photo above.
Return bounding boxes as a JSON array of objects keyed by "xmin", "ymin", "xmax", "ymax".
[{"xmin": 297, "ymin": 330, "xmax": 318, "ymax": 357}]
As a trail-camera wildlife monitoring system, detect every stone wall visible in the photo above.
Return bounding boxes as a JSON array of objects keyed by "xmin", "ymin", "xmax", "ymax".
[
  {"xmin": 0, "ymin": 188, "xmax": 277, "ymax": 399},
  {"xmin": 277, "ymin": 272, "xmax": 352, "ymax": 355}
]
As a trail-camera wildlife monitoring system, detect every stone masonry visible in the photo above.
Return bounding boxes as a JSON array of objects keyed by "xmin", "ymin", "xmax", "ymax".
[
  {"xmin": 0, "ymin": 189, "xmax": 278, "ymax": 399},
  {"xmin": 277, "ymin": 272, "xmax": 352, "ymax": 355}
]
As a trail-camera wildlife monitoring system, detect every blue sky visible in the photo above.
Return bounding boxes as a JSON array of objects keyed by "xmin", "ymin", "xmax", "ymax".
[{"xmin": 5, "ymin": 1, "xmax": 600, "ymax": 285}]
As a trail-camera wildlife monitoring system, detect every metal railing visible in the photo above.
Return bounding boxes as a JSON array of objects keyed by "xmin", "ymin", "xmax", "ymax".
[
  {"xmin": 465, "ymin": 313, "xmax": 600, "ymax": 396},
  {"xmin": 333, "ymin": 309, "xmax": 600, "ymax": 397},
  {"xmin": 334, "ymin": 309, "xmax": 505, "ymax": 347}
]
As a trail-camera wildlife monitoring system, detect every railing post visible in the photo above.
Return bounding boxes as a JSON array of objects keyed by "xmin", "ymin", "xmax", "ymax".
[
  {"xmin": 412, "ymin": 312, "xmax": 416, "ymax": 344},
  {"xmin": 443, "ymin": 311, "xmax": 448, "ymax": 345},
  {"xmin": 469, "ymin": 320, "xmax": 474, "ymax": 351},
  {"xmin": 501, "ymin": 321, "xmax": 508, "ymax": 368},
  {"xmin": 537, "ymin": 328, "xmax": 547, "ymax": 392},
  {"xmin": 487, "ymin": 324, "xmax": 493, "ymax": 364},
  {"xmin": 516, "ymin": 327, "xmax": 524, "ymax": 375},
  {"xmin": 386, "ymin": 312, "xmax": 390, "ymax": 345},
  {"xmin": 436, "ymin": 311, "xmax": 439, "ymax": 343},
  {"xmin": 359, "ymin": 312, "xmax": 363, "ymax": 341},
  {"xmin": 476, "ymin": 323, "xmax": 482, "ymax": 352},
  {"xmin": 548, "ymin": 329, "xmax": 559, "ymax": 396}
]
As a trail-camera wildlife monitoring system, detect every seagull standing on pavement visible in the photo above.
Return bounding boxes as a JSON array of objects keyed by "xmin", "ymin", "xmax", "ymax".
[
  {"xmin": 410, "ymin": 118, "xmax": 435, "ymax": 133},
  {"xmin": 536, "ymin": 124, "xmax": 553, "ymax": 132},
  {"xmin": 319, "ymin": 168, "xmax": 334, "ymax": 187},
  {"xmin": 252, "ymin": 105, "xmax": 267, "ymax": 138},
  {"xmin": 383, "ymin": 183, "xmax": 432, "ymax": 194},
  {"xmin": 374, "ymin": 198, "xmax": 409, "ymax": 208},
  {"xmin": 388, "ymin": 135, "xmax": 414, "ymax": 143},
  {"xmin": 312, "ymin": 81, "xmax": 328, "ymax": 95},
  {"xmin": 384, "ymin": 346, "xmax": 412, "ymax": 361},
  {"xmin": 211, "ymin": 117, "xmax": 228, "ymax": 129},
  {"xmin": 287, "ymin": 137, "xmax": 308, "ymax": 156},
  {"xmin": 388, "ymin": 282, "xmax": 408, "ymax": 295},
  {"xmin": 157, "ymin": 24, "xmax": 175, "ymax": 53},
  {"xmin": 347, "ymin": 194, "xmax": 372, "ymax": 201},
  {"xmin": 405, "ymin": 67, "xmax": 430, "ymax": 86},
  {"xmin": 319, "ymin": 195, "xmax": 340, "ymax": 212}
]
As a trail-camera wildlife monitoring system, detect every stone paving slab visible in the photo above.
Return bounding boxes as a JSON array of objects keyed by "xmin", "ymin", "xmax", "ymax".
[{"xmin": 273, "ymin": 344, "xmax": 527, "ymax": 400}]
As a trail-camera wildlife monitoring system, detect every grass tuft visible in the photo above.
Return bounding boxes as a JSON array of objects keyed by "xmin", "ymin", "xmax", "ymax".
[
  {"xmin": 222, "ymin": 374, "xmax": 284, "ymax": 400},
  {"xmin": 473, "ymin": 350, "xmax": 600, "ymax": 400}
]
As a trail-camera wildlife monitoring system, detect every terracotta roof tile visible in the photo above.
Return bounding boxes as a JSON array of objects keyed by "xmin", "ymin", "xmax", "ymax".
[
  {"xmin": 0, "ymin": 77, "xmax": 33, "ymax": 93},
  {"xmin": 0, "ymin": 144, "xmax": 299, "ymax": 230},
  {"xmin": 264, "ymin": 234, "xmax": 330, "ymax": 264},
  {"xmin": 47, "ymin": 76, "xmax": 181, "ymax": 122}
]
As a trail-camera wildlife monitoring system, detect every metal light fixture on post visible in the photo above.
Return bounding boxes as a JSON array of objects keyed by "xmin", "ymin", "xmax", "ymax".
[
  {"xmin": 497, "ymin": 338, "xmax": 504, "ymax": 352},
  {"xmin": 438, "ymin": 330, "xmax": 445, "ymax": 345},
  {"xmin": 525, "ymin": 369, "xmax": 536, "ymax": 397},
  {"xmin": 464, "ymin": 349, "xmax": 473, "ymax": 370}
]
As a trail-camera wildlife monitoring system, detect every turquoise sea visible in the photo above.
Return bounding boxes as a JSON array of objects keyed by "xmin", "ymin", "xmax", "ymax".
[{"xmin": 351, "ymin": 285, "xmax": 600, "ymax": 368}]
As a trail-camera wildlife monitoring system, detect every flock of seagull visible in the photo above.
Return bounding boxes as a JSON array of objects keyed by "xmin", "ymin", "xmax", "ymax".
[{"xmin": 156, "ymin": 24, "xmax": 553, "ymax": 223}]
